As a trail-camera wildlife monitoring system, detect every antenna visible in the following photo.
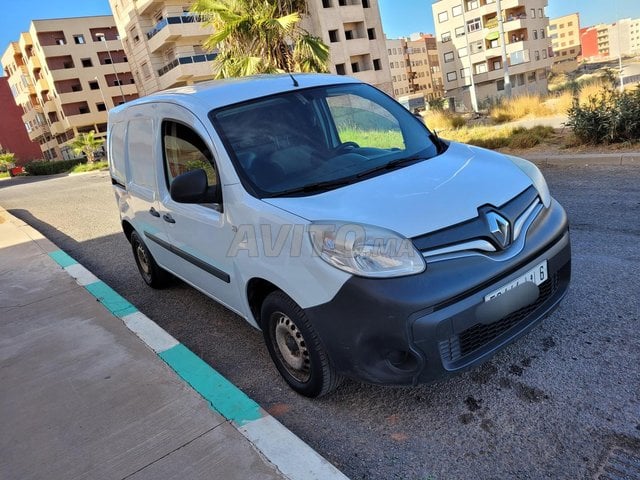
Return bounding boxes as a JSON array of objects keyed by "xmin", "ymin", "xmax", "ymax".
[{"xmin": 288, "ymin": 72, "xmax": 299, "ymax": 88}]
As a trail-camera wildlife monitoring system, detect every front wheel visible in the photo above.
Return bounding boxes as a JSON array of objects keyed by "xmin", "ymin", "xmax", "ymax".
[
  {"xmin": 130, "ymin": 231, "xmax": 170, "ymax": 288},
  {"xmin": 261, "ymin": 291, "xmax": 341, "ymax": 398}
]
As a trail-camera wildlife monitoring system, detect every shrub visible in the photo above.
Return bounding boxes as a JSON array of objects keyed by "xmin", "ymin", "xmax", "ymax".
[
  {"xmin": 566, "ymin": 85, "xmax": 640, "ymax": 144},
  {"xmin": 508, "ymin": 132, "xmax": 540, "ymax": 149},
  {"xmin": 25, "ymin": 158, "xmax": 86, "ymax": 176}
]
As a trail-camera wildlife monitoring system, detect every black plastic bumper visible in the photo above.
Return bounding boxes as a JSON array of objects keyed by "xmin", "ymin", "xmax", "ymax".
[{"xmin": 304, "ymin": 199, "xmax": 571, "ymax": 385}]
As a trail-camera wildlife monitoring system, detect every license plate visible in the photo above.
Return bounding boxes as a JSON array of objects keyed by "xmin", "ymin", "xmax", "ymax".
[{"xmin": 484, "ymin": 261, "xmax": 548, "ymax": 302}]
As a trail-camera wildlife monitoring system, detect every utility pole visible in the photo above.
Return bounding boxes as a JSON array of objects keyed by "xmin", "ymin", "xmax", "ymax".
[
  {"xmin": 460, "ymin": 1, "xmax": 479, "ymax": 112},
  {"xmin": 495, "ymin": 0, "xmax": 512, "ymax": 97},
  {"xmin": 97, "ymin": 33, "xmax": 127, "ymax": 104}
]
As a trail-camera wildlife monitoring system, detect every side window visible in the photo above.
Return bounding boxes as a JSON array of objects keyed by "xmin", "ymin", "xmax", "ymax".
[
  {"xmin": 326, "ymin": 94, "xmax": 405, "ymax": 150},
  {"xmin": 109, "ymin": 122, "xmax": 126, "ymax": 185},
  {"xmin": 162, "ymin": 120, "xmax": 218, "ymax": 190}
]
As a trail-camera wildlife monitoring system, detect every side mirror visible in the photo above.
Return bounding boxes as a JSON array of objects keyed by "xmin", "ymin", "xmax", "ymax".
[{"xmin": 170, "ymin": 169, "xmax": 210, "ymax": 203}]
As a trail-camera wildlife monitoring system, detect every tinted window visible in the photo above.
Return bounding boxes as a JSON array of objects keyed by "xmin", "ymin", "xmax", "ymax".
[{"xmin": 211, "ymin": 83, "xmax": 439, "ymax": 198}]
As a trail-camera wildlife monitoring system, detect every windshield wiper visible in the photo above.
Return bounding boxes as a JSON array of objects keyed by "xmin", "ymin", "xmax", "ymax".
[
  {"xmin": 356, "ymin": 155, "xmax": 428, "ymax": 179},
  {"xmin": 266, "ymin": 177, "xmax": 353, "ymax": 198}
]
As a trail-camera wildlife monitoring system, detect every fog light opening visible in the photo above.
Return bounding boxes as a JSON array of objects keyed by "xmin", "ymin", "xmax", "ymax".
[{"xmin": 386, "ymin": 349, "xmax": 419, "ymax": 372}]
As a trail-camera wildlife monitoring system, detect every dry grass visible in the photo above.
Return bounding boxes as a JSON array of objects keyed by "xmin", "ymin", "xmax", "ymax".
[
  {"xmin": 439, "ymin": 124, "xmax": 554, "ymax": 150},
  {"xmin": 489, "ymin": 94, "xmax": 555, "ymax": 123},
  {"xmin": 422, "ymin": 110, "xmax": 466, "ymax": 131}
]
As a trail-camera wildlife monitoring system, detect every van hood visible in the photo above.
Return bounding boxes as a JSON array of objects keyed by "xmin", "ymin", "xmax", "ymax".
[{"xmin": 263, "ymin": 142, "xmax": 534, "ymax": 238}]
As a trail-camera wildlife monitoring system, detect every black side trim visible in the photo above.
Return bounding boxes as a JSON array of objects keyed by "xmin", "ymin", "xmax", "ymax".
[
  {"xmin": 111, "ymin": 177, "xmax": 126, "ymax": 189},
  {"xmin": 144, "ymin": 231, "xmax": 231, "ymax": 283}
]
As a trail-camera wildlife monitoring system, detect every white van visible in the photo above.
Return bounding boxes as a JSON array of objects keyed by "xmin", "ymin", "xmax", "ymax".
[{"xmin": 108, "ymin": 74, "xmax": 571, "ymax": 397}]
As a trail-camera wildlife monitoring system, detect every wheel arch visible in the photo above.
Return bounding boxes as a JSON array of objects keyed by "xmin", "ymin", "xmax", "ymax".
[{"xmin": 122, "ymin": 219, "xmax": 135, "ymax": 243}]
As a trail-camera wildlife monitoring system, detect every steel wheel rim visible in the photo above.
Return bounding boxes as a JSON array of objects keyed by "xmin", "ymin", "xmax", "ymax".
[
  {"xmin": 272, "ymin": 312, "xmax": 310, "ymax": 383},
  {"xmin": 136, "ymin": 244, "xmax": 151, "ymax": 276}
]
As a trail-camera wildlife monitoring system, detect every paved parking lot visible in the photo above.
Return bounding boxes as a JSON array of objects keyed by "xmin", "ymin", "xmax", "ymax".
[{"xmin": 1, "ymin": 164, "xmax": 639, "ymax": 479}]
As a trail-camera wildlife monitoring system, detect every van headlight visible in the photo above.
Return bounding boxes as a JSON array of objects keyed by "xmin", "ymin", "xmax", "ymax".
[
  {"xmin": 308, "ymin": 222, "xmax": 426, "ymax": 278},
  {"xmin": 507, "ymin": 155, "xmax": 551, "ymax": 207}
]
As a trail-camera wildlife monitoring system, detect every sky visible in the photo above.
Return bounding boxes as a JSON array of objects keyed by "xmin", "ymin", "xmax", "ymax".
[
  {"xmin": 1, "ymin": 0, "xmax": 640, "ymax": 63},
  {"xmin": 379, "ymin": 0, "xmax": 640, "ymax": 38}
]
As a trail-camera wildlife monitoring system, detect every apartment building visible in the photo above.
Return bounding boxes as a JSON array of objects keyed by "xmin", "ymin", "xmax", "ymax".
[
  {"xmin": 109, "ymin": 0, "xmax": 392, "ymax": 96},
  {"xmin": 387, "ymin": 34, "xmax": 444, "ymax": 102},
  {"xmin": 108, "ymin": 0, "xmax": 215, "ymax": 96},
  {"xmin": 0, "ymin": 77, "xmax": 41, "ymax": 164},
  {"xmin": 548, "ymin": 13, "xmax": 580, "ymax": 71},
  {"xmin": 581, "ymin": 19, "xmax": 640, "ymax": 62},
  {"xmin": 1, "ymin": 16, "xmax": 138, "ymax": 160},
  {"xmin": 303, "ymin": 0, "xmax": 392, "ymax": 94},
  {"xmin": 432, "ymin": 0, "xmax": 553, "ymax": 110}
]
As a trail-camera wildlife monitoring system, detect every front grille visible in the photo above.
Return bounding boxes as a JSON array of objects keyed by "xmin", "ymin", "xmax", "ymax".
[{"xmin": 439, "ymin": 272, "xmax": 559, "ymax": 364}]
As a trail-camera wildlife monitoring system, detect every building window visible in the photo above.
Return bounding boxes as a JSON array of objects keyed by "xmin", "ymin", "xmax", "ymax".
[
  {"xmin": 73, "ymin": 34, "xmax": 85, "ymax": 44},
  {"xmin": 441, "ymin": 31, "xmax": 451, "ymax": 42},
  {"xmin": 531, "ymin": 9, "xmax": 536, "ymax": 18},
  {"xmin": 351, "ymin": 62, "xmax": 360, "ymax": 73},
  {"xmin": 466, "ymin": 0, "xmax": 479, "ymax": 10},
  {"xmin": 455, "ymin": 26, "xmax": 465, "ymax": 37},
  {"xmin": 534, "ymin": 50, "xmax": 540, "ymax": 61},
  {"xmin": 528, "ymin": 71, "xmax": 536, "ymax": 83},
  {"xmin": 459, "ymin": 46, "xmax": 468, "ymax": 57},
  {"xmin": 474, "ymin": 62, "xmax": 487, "ymax": 74},
  {"xmin": 497, "ymin": 79, "xmax": 505, "ymax": 91},
  {"xmin": 322, "ymin": 0, "xmax": 331, "ymax": 7},
  {"xmin": 460, "ymin": 67, "xmax": 470, "ymax": 78},
  {"xmin": 438, "ymin": 11, "xmax": 448, "ymax": 23},
  {"xmin": 89, "ymin": 81, "xmax": 99, "ymax": 90},
  {"xmin": 467, "ymin": 18, "xmax": 481, "ymax": 33},
  {"xmin": 539, "ymin": 8, "xmax": 544, "ymax": 18},
  {"xmin": 141, "ymin": 61, "xmax": 151, "ymax": 78},
  {"xmin": 542, "ymin": 49, "xmax": 547, "ymax": 59},
  {"xmin": 533, "ymin": 30, "xmax": 538, "ymax": 40},
  {"xmin": 452, "ymin": 5, "xmax": 462, "ymax": 16},
  {"xmin": 373, "ymin": 59, "xmax": 381, "ymax": 70},
  {"xmin": 492, "ymin": 59, "xmax": 502, "ymax": 70},
  {"xmin": 97, "ymin": 102, "xmax": 107, "ymax": 112},
  {"xmin": 367, "ymin": 28, "xmax": 376, "ymax": 40},
  {"xmin": 541, "ymin": 29, "xmax": 546, "ymax": 39},
  {"xmin": 362, "ymin": 0, "xmax": 370, "ymax": 7},
  {"xmin": 329, "ymin": 29, "xmax": 339, "ymax": 42},
  {"xmin": 446, "ymin": 71, "xmax": 457, "ymax": 81},
  {"xmin": 444, "ymin": 51, "xmax": 454, "ymax": 63},
  {"xmin": 335, "ymin": 63, "xmax": 346, "ymax": 75}
]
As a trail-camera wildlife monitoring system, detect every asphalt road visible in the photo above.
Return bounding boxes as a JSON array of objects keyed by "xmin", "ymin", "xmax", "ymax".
[{"xmin": 1, "ymin": 166, "xmax": 639, "ymax": 480}]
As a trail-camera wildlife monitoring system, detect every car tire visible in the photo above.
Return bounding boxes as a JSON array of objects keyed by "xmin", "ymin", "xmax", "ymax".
[
  {"xmin": 130, "ymin": 231, "xmax": 170, "ymax": 288},
  {"xmin": 261, "ymin": 291, "xmax": 342, "ymax": 398}
]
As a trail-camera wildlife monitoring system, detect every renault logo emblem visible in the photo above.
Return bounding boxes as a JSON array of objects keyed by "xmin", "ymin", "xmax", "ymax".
[{"xmin": 485, "ymin": 211, "xmax": 511, "ymax": 248}]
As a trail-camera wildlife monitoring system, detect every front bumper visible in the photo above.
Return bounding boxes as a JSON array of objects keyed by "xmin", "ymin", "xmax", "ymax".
[{"xmin": 304, "ymin": 198, "xmax": 571, "ymax": 385}]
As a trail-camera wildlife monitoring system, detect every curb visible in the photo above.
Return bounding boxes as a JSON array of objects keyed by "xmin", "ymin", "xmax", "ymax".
[
  {"xmin": 1, "ymin": 208, "xmax": 348, "ymax": 480},
  {"xmin": 525, "ymin": 153, "xmax": 639, "ymax": 167}
]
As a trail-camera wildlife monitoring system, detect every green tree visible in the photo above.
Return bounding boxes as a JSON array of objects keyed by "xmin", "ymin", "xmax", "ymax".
[
  {"xmin": 0, "ymin": 152, "xmax": 15, "ymax": 172},
  {"xmin": 70, "ymin": 131, "xmax": 104, "ymax": 164},
  {"xmin": 191, "ymin": 0, "xmax": 329, "ymax": 78}
]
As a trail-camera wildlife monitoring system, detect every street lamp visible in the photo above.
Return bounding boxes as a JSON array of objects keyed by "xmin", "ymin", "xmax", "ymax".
[
  {"xmin": 96, "ymin": 33, "xmax": 126, "ymax": 104},
  {"xmin": 496, "ymin": 0, "xmax": 512, "ymax": 97},
  {"xmin": 94, "ymin": 76, "xmax": 108, "ymax": 108}
]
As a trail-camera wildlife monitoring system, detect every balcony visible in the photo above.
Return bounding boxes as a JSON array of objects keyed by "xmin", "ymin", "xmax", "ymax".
[
  {"xmin": 28, "ymin": 124, "xmax": 47, "ymax": 142},
  {"xmin": 157, "ymin": 54, "xmax": 217, "ymax": 89},
  {"xmin": 344, "ymin": 37, "xmax": 371, "ymax": 55},
  {"xmin": 135, "ymin": 0, "xmax": 163, "ymax": 15},
  {"xmin": 43, "ymin": 98, "xmax": 57, "ymax": 114},
  {"xmin": 27, "ymin": 54, "xmax": 41, "ymax": 74},
  {"xmin": 146, "ymin": 16, "xmax": 210, "ymax": 53},
  {"xmin": 336, "ymin": 4, "xmax": 366, "ymax": 22},
  {"xmin": 35, "ymin": 78, "xmax": 49, "ymax": 96},
  {"xmin": 50, "ymin": 121, "xmax": 68, "ymax": 136}
]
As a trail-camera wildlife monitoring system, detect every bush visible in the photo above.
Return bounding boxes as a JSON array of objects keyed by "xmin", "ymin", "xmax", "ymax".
[
  {"xmin": 423, "ymin": 111, "xmax": 466, "ymax": 131},
  {"xmin": 25, "ymin": 158, "xmax": 86, "ymax": 176},
  {"xmin": 566, "ymin": 85, "xmax": 640, "ymax": 144}
]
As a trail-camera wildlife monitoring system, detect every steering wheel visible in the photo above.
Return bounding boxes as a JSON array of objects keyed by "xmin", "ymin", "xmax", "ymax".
[{"xmin": 334, "ymin": 141, "xmax": 360, "ymax": 154}]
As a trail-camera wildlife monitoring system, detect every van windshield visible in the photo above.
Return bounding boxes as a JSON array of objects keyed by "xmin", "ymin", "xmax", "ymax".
[{"xmin": 210, "ymin": 83, "xmax": 442, "ymax": 198}]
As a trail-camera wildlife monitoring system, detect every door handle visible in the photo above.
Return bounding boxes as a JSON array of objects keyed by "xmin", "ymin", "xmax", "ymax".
[
  {"xmin": 163, "ymin": 213, "xmax": 176, "ymax": 224},
  {"xmin": 149, "ymin": 207, "xmax": 160, "ymax": 217}
]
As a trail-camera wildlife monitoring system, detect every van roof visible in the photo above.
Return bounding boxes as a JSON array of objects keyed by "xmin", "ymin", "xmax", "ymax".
[{"xmin": 110, "ymin": 73, "xmax": 361, "ymax": 118}]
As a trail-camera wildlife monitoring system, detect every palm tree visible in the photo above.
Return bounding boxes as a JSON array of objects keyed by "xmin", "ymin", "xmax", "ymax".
[
  {"xmin": 70, "ymin": 131, "xmax": 104, "ymax": 164},
  {"xmin": 191, "ymin": 0, "xmax": 329, "ymax": 78}
]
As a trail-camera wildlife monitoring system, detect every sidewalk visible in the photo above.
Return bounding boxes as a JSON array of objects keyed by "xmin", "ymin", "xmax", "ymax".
[{"xmin": 0, "ymin": 208, "xmax": 346, "ymax": 480}]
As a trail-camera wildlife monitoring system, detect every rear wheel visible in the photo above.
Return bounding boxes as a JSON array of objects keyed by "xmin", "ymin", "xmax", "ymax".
[
  {"xmin": 261, "ymin": 291, "xmax": 341, "ymax": 398},
  {"xmin": 130, "ymin": 231, "xmax": 170, "ymax": 288}
]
